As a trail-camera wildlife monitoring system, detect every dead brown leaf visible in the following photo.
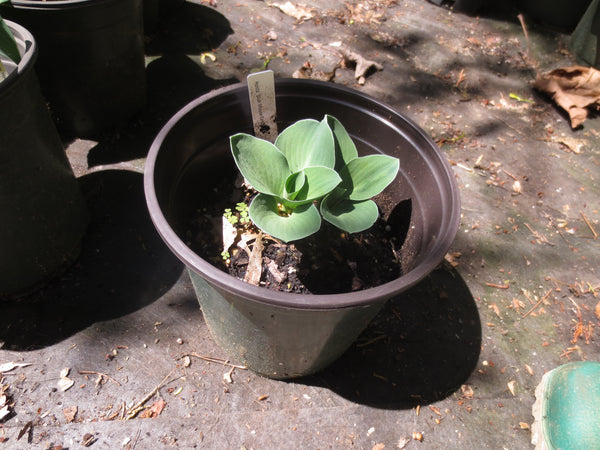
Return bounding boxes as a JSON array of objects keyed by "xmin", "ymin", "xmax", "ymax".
[
  {"xmin": 550, "ymin": 136, "xmax": 586, "ymax": 154},
  {"xmin": 270, "ymin": 1, "xmax": 314, "ymax": 22},
  {"xmin": 292, "ymin": 61, "xmax": 337, "ymax": 81},
  {"xmin": 63, "ymin": 406, "xmax": 78, "ymax": 423},
  {"xmin": 460, "ymin": 384, "xmax": 474, "ymax": 399},
  {"xmin": 139, "ymin": 399, "xmax": 166, "ymax": 419},
  {"xmin": 534, "ymin": 66, "xmax": 600, "ymax": 128}
]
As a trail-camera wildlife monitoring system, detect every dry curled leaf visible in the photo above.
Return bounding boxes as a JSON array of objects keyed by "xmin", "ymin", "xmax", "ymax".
[
  {"xmin": 63, "ymin": 406, "xmax": 78, "ymax": 423},
  {"xmin": 139, "ymin": 399, "xmax": 166, "ymax": 418},
  {"xmin": 534, "ymin": 66, "xmax": 600, "ymax": 128},
  {"xmin": 460, "ymin": 384, "xmax": 474, "ymax": 399},
  {"xmin": 270, "ymin": 1, "xmax": 314, "ymax": 22},
  {"xmin": 412, "ymin": 431, "xmax": 423, "ymax": 442}
]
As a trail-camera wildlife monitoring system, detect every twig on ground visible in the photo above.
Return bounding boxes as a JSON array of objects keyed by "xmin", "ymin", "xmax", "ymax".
[
  {"xmin": 124, "ymin": 368, "xmax": 176, "ymax": 420},
  {"xmin": 184, "ymin": 353, "xmax": 247, "ymax": 370},
  {"xmin": 78, "ymin": 370, "xmax": 121, "ymax": 386},
  {"xmin": 521, "ymin": 289, "xmax": 552, "ymax": 318},
  {"xmin": 581, "ymin": 211, "xmax": 598, "ymax": 240}
]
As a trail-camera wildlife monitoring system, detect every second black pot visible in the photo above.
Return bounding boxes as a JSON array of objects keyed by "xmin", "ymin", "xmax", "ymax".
[
  {"xmin": 1, "ymin": 21, "xmax": 88, "ymax": 298},
  {"xmin": 1, "ymin": 0, "xmax": 146, "ymax": 137}
]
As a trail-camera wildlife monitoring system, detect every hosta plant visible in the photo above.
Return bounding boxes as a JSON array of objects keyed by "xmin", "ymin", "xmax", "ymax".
[{"xmin": 230, "ymin": 114, "xmax": 400, "ymax": 242}]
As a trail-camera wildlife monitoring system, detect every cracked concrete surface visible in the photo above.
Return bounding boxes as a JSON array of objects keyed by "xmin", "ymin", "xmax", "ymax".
[{"xmin": 1, "ymin": 0, "xmax": 600, "ymax": 448}]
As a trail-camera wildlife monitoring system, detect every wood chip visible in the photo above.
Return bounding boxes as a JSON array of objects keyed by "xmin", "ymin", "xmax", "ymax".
[
  {"xmin": 244, "ymin": 232, "xmax": 264, "ymax": 285},
  {"xmin": 58, "ymin": 378, "xmax": 74, "ymax": 392},
  {"xmin": 266, "ymin": 260, "xmax": 287, "ymax": 284},
  {"xmin": 0, "ymin": 362, "xmax": 31, "ymax": 373},
  {"xmin": 507, "ymin": 380, "xmax": 516, "ymax": 396},
  {"xmin": 341, "ymin": 49, "xmax": 383, "ymax": 84}
]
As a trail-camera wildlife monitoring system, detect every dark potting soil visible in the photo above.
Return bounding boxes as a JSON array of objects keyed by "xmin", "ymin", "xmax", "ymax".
[{"xmin": 184, "ymin": 183, "xmax": 406, "ymax": 295}]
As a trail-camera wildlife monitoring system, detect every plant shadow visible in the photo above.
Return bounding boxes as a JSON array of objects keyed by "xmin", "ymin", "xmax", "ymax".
[
  {"xmin": 299, "ymin": 262, "xmax": 481, "ymax": 409},
  {"xmin": 0, "ymin": 170, "xmax": 183, "ymax": 351}
]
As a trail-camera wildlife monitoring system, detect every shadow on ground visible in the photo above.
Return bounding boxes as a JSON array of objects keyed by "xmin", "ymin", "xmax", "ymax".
[
  {"xmin": 0, "ymin": 170, "xmax": 183, "ymax": 350},
  {"xmin": 301, "ymin": 263, "xmax": 481, "ymax": 409},
  {"xmin": 86, "ymin": 1, "xmax": 238, "ymax": 167}
]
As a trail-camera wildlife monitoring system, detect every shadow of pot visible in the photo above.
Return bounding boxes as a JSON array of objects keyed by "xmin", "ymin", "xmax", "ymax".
[
  {"xmin": 0, "ymin": 21, "xmax": 88, "ymax": 298},
  {"xmin": 144, "ymin": 79, "xmax": 461, "ymax": 379},
  {"xmin": 0, "ymin": 0, "xmax": 146, "ymax": 138}
]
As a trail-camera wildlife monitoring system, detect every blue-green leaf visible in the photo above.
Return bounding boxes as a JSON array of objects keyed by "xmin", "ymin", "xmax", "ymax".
[
  {"xmin": 340, "ymin": 154, "xmax": 399, "ymax": 201},
  {"xmin": 230, "ymin": 133, "xmax": 290, "ymax": 196},
  {"xmin": 249, "ymin": 193, "xmax": 321, "ymax": 242},
  {"xmin": 283, "ymin": 166, "xmax": 341, "ymax": 206},
  {"xmin": 284, "ymin": 170, "xmax": 306, "ymax": 200},
  {"xmin": 0, "ymin": 14, "xmax": 21, "ymax": 64},
  {"xmin": 326, "ymin": 115, "xmax": 358, "ymax": 171},
  {"xmin": 320, "ymin": 194, "xmax": 379, "ymax": 234},
  {"xmin": 275, "ymin": 117, "xmax": 335, "ymax": 172}
]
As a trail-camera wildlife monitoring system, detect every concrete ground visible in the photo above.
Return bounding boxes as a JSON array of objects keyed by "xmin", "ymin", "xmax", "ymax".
[{"xmin": 2, "ymin": 0, "xmax": 600, "ymax": 448}]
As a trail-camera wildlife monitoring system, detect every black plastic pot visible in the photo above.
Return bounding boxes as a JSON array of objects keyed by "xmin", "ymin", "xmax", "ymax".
[
  {"xmin": 0, "ymin": 0, "xmax": 146, "ymax": 137},
  {"xmin": 520, "ymin": 0, "xmax": 592, "ymax": 32},
  {"xmin": 144, "ymin": 80, "xmax": 461, "ymax": 379},
  {"xmin": 0, "ymin": 21, "xmax": 88, "ymax": 298}
]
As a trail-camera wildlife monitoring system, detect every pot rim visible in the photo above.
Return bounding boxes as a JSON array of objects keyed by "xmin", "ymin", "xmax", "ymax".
[
  {"xmin": 4, "ymin": 0, "xmax": 120, "ymax": 10},
  {"xmin": 144, "ymin": 79, "xmax": 461, "ymax": 310},
  {"xmin": 0, "ymin": 21, "xmax": 36, "ymax": 93}
]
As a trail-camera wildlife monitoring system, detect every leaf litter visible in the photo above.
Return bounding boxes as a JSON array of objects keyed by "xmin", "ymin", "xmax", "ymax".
[{"xmin": 534, "ymin": 66, "xmax": 600, "ymax": 128}]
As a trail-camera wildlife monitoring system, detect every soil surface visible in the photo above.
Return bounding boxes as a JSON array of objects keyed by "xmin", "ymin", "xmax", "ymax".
[{"xmin": 186, "ymin": 187, "xmax": 406, "ymax": 294}]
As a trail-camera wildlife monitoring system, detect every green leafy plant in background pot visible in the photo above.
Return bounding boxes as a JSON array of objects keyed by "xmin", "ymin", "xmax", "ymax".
[
  {"xmin": 0, "ymin": 12, "xmax": 20, "ymax": 79},
  {"xmin": 230, "ymin": 115, "xmax": 400, "ymax": 242}
]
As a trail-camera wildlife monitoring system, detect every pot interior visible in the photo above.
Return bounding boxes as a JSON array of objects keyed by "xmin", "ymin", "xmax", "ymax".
[{"xmin": 147, "ymin": 79, "xmax": 460, "ymax": 307}]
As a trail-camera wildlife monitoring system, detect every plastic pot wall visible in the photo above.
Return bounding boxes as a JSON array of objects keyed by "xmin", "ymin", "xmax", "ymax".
[
  {"xmin": 0, "ymin": 21, "xmax": 88, "ymax": 298},
  {"xmin": 520, "ymin": 0, "xmax": 592, "ymax": 31},
  {"xmin": 0, "ymin": 0, "xmax": 146, "ymax": 137},
  {"xmin": 144, "ymin": 80, "xmax": 461, "ymax": 378}
]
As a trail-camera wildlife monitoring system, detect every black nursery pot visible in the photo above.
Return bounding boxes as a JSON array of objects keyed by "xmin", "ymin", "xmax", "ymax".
[
  {"xmin": 0, "ymin": 0, "xmax": 146, "ymax": 137},
  {"xmin": 144, "ymin": 80, "xmax": 461, "ymax": 379},
  {"xmin": 0, "ymin": 21, "xmax": 88, "ymax": 298}
]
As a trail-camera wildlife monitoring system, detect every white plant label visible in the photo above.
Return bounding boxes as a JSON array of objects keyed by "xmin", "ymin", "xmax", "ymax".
[{"xmin": 247, "ymin": 70, "xmax": 277, "ymax": 142}]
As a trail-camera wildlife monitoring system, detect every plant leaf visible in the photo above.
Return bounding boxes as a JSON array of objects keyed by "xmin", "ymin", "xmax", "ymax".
[
  {"xmin": 326, "ymin": 115, "xmax": 358, "ymax": 171},
  {"xmin": 230, "ymin": 133, "xmax": 290, "ymax": 196},
  {"xmin": 339, "ymin": 154, "xmax": 399, "ymax": 201},
  {"xmin": 275, "ymin": 117, "xmax": 335, "ymax": 171},
  {"xmin": 249, "ymin": 193, "xmax": 321, "ymax": 242},
  {"xmin": 0, "ymin": 14, "xmax": 21, "ymax": 64},
  {"xmin": 284, "ymin": 170, "xmax": 306, "ymax": 200},
  {"xmin": 320, "ymin": 194, "xmax": 379, "ymax": 233},
  {"xmin": 283, "ymin": 166, "xmax": 341, "ymax": 206}
]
